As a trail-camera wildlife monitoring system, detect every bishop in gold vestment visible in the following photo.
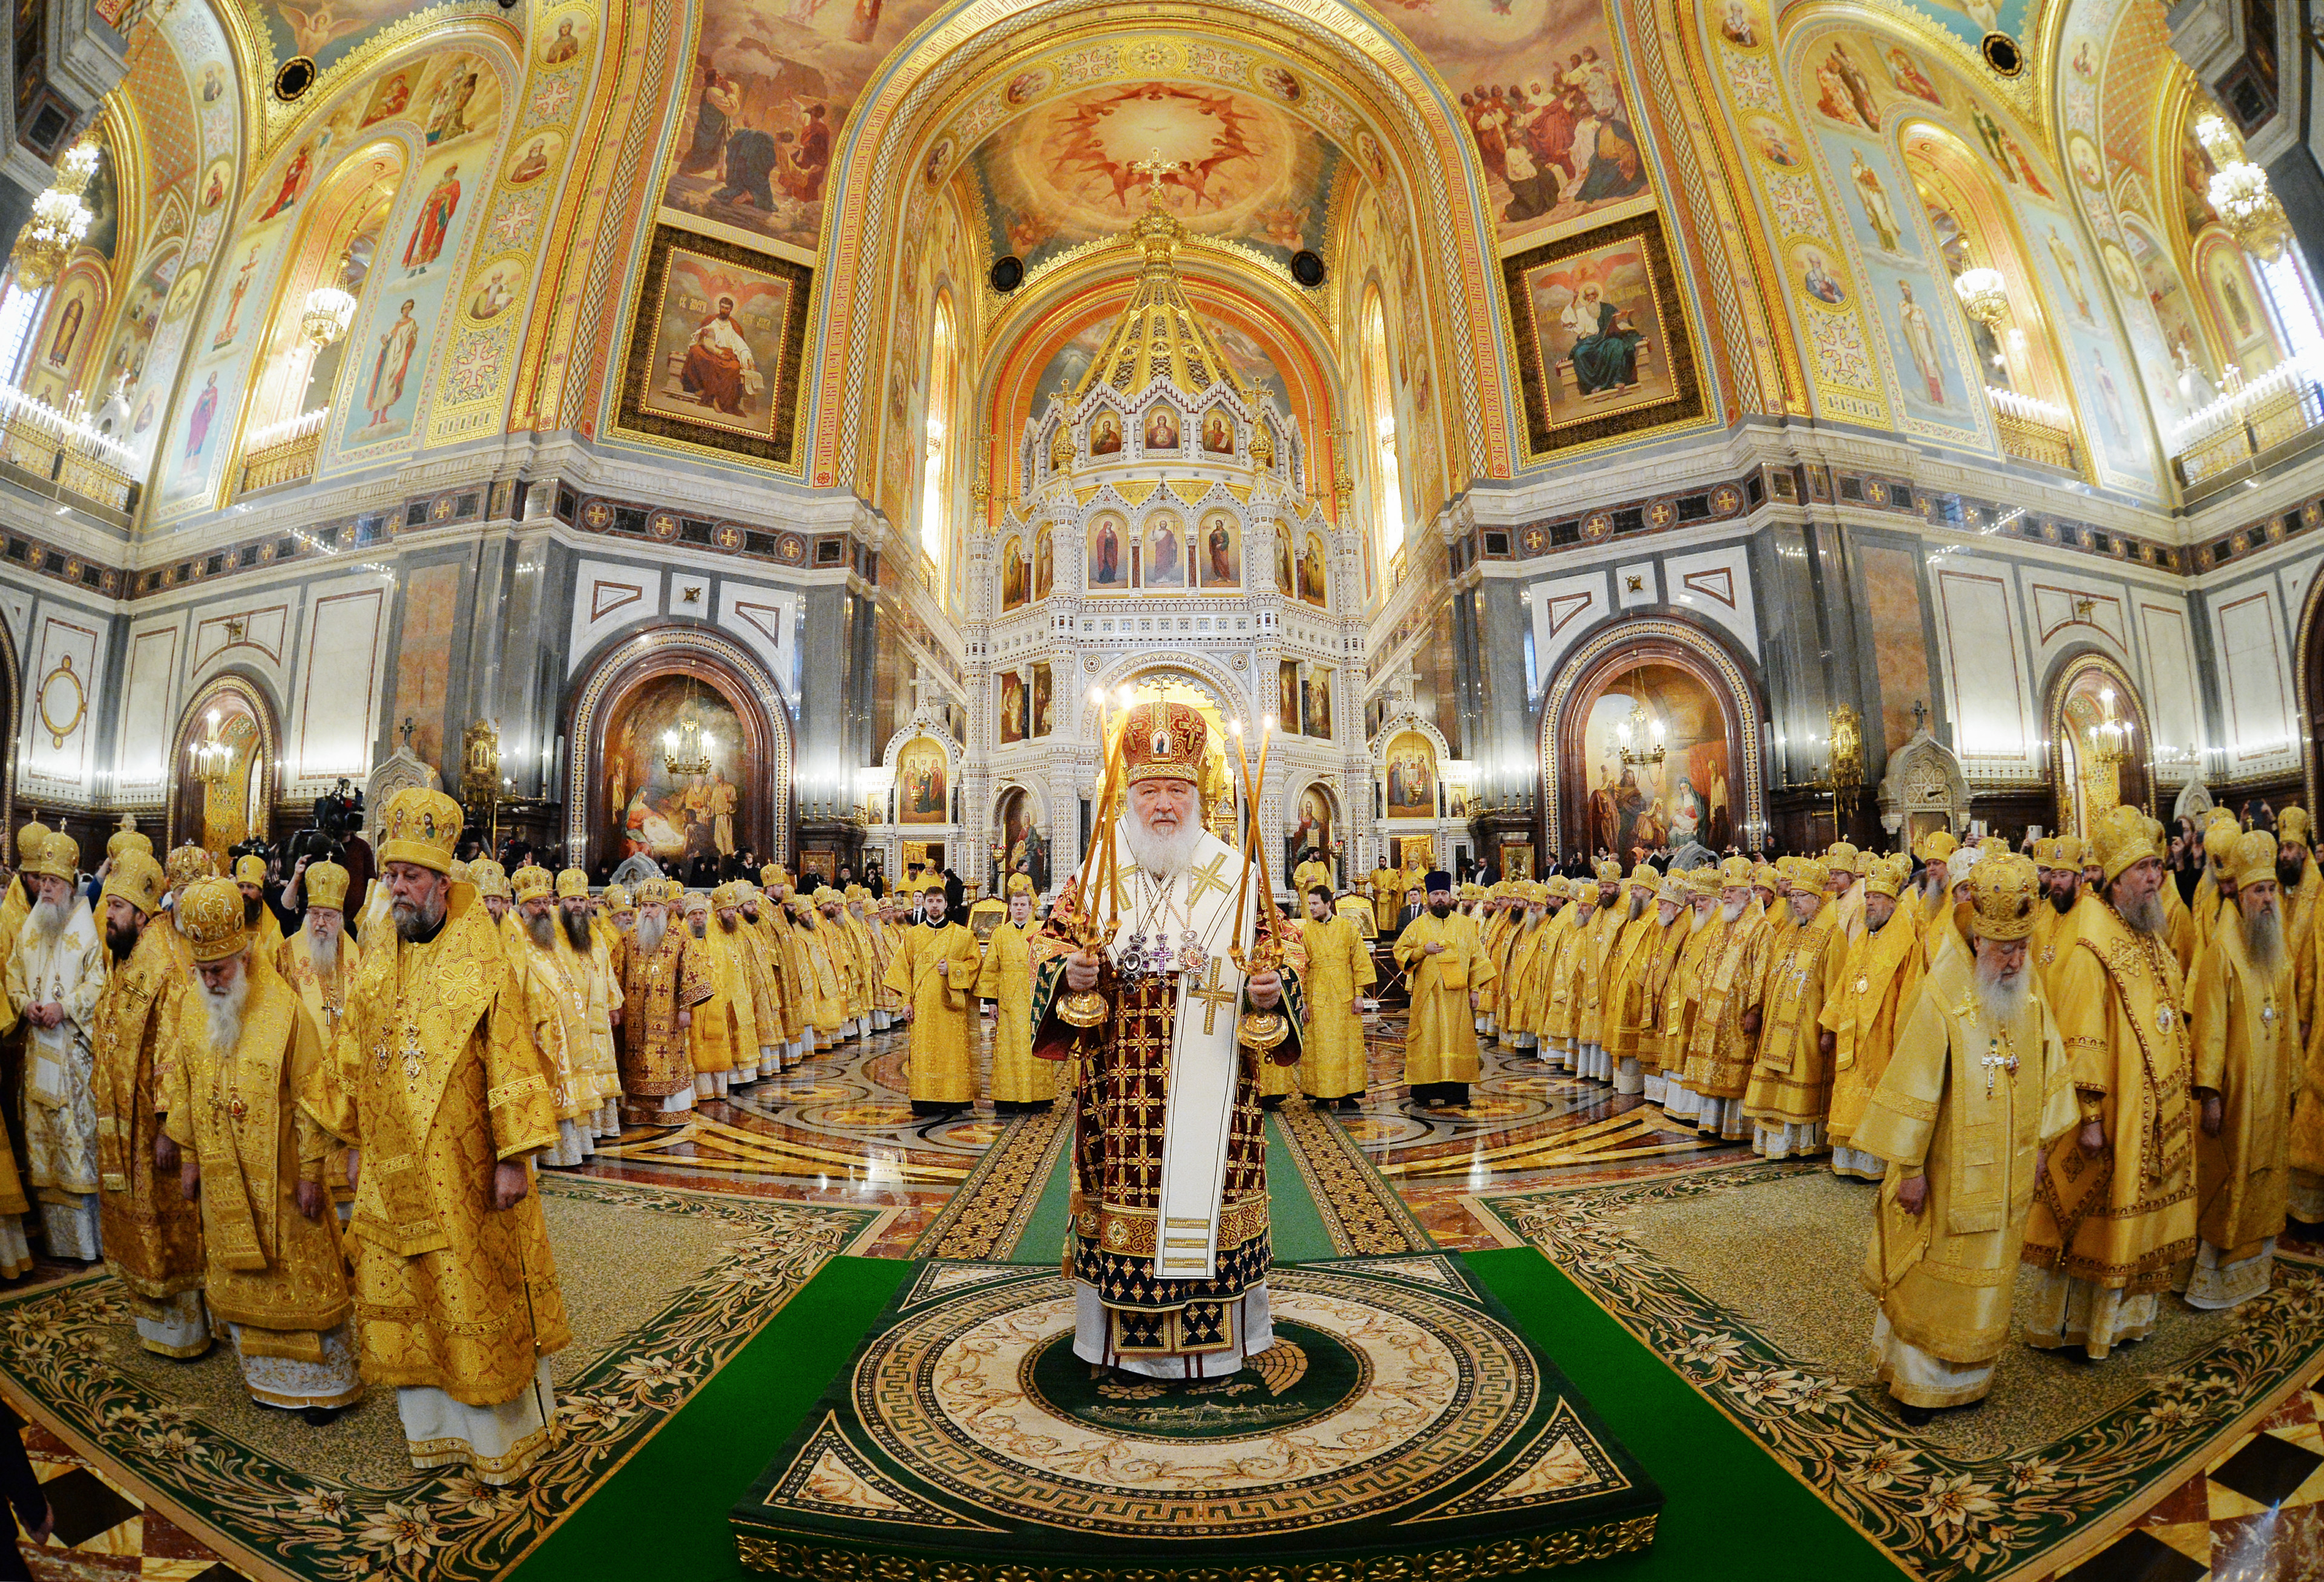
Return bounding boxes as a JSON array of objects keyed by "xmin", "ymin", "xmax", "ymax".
[
  {"xmin": 278, "ymin": 862, "xmax": 364, "ymax": 1210},
  {"xmin": 91, "ymin": 851, "xmax": 207, "ymax": 1353},
  {"xmin": 617, "ymin": 881, "xmax": 712, "ymax": 1117},
  {"xmin": 1295, "ymin": 884, "xmax": 1375, "ymax": 1105},
  {"xmin": 508, "ymin": 865, "xmax": 599, "ymax": 1166},
  {"xmin": 1601, "ymin": 868, "xmax": 1664, "ymax": 1095},
  {"xmin": 1502, "ymin": 881, "xmax": 1563, "ymax": 1054},
  {"xmin": 10, "ymin": 830, "xmax": 107, "ymax": 1259},
  {"xmin": 1539, "ymin": 882, "xmax": 1597, "ymax": 1074},
  {"xmin": 1651, "ymin": 873, "xmax": 1719, "ymax": 1108},
  {"xmin": 681, "ymin": 890, "xmax": 757, "ymax": 1099},
  {"xmin": 2185, "ymin": 829, "xmax": 2299, "ymax": 1309},
  {"xmin": 1574, "ymin": 861, "xmax": 1626, "ymax": 1083},
  {"xmin": 1857, "ymin": 852, "xmax": 2076, "ymax": 1417},
  {"xmin": 887, "ymin": 882, "xmax": 982, "ymax": 1114},
  {"xmin": 1825, "ymin": 857, "xmax": 1923, "ymax": 1181},
  {"xmin": 315, "ymin": 789, "xmax": 570, "ymax": 1482},
  {"xmin": 1744, "ymin": 860, "xmax": 1846, "ymax": 1159},
  {"xmin": 555, "ymin": 869, "xmax": 625, "ymax": 1133},
  {"xmin": 1673, "ymin": 856, "xmax": 1767, "ymax": 1140},
  {"xmin": 2021, "ymin": 806, "xmax": 2198, "ymax": 1359},
  {"xmin": 1399, "ymin": 873, "xmax": 1497, "ymax": 1108},
  {"xmin": 171, "ymin": 879, "xmax": 363, "ymax": 1417},
  {"xmin": 979, "ymin": 876, "xmax": 1055, "ymax": 1108}
]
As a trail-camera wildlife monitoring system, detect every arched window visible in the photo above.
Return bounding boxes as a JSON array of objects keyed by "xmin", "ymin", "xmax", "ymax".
[
  {"xmin": 921, "ymin": 295, "xmax": 956, "ymax": 579},
  {"xmin": 1360, "ymin": 287, "xmax": 1402, "ymax": 566}
]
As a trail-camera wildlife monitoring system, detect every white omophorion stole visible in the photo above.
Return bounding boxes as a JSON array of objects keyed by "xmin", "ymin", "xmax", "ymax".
[{"xmin": 1092, "ymin": 822, "xmax": 1264, "ymax": 1281}]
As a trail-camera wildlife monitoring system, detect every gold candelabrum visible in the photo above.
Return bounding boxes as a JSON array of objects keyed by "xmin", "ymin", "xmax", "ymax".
[
  {"xmin": 188, "ymin": 709, "xmax": 234, "ymax": 789},
  {"xmin": 461, "ymin": 718, "xmax": 502, "ymax": 843},
  {"xmin": 2084, "ymin": 687, "xmax": 2134, "ymax": 770},
  {"xmin": 1826, "ymin": 703, "xmax": 1864, "ymax": 821}
]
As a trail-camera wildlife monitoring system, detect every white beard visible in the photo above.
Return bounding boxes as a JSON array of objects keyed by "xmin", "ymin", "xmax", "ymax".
[
  {"xmin": 25, "ymin": 897, "xmax": 64, "ymax": 939},
  {"xmin": 305, "ymin": 922, "xmax": 338, "ymax": 974},
  {"xmin": 202, "ymin": 964, "xmax": 251, "ymax": 1052},
  {"xmin": 1972, "ymin": 953, "xmax": 2030, "ymax": 1025},
  {"xmin": 1123, "ymin": 810, "xmax": 1203, "ymax": 879},
  {"xmin": 636, "ymin": 912, "xmax": 668, "ymax": 956},
  {"xmin": 2245, "ymin": 904, "xmax": 2285, "ymax": 975},
  {"xmin": 1719, "ymin": 898, "xmax": 1745, "ymax": 924},
  {"xmin": 1690, "ymin": 905, "xmax": 1712, "ymax": 932}
]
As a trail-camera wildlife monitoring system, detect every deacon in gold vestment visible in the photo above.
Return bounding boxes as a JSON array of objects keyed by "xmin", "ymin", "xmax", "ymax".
[
  {"xmin": 1036, "ymin": 703, "xmax": 1299, "ymax": 1379},
  {"xmin": 617, "ymin": 881, "xmax": 712, "ymax": 1117},
  {"xmin": 978, "ymin": 876, "xmax": 1055, "ymax": 1109},
  {"xmin": 1825, "ymin": 857, "xmax": 1923, "ymax": 1181},
  {"xmin": 1397, "ymin": 871, "xmax": 1496, "ymax": 1108},
  {"xmin": 170, "ymin": 878, "xmax": 363, "ymax": 1417},
  {"xmin": 90, "ymin": 850, "xmax": 206, "ymax": 1353},
  {"xmin": 2021, "ymin": 805, "xmax": 2198, "ymax": 1359},
  {"xmin": 887, "ymin": 882, "xmax": 982, "ymax": 1115},
  {"xmin": 1744, "ymin": 859, "xmax": 1847, "ymax": 1159},
  {"xmin": 314, "ymin": 789, "xmax": 570, "ymax": 1482},
  {"xmin": 1673, "ymin": 856, "xmax": 1767, "ymax": 1141},
  {"xmin": 1296, "ymin": 884, "xmax": 1375, "ymax": 1106},
  {"xmin": 2185, "ymin": 829, "xmax": 2299, "ymax": 1310},
  {"xmin": 1369, "ymin": 865, "xmax": 1401, "ymax": 935},
  {"xmin": 1856, "ymin": 852, "xmax": 2076, "ymax": 1419}
]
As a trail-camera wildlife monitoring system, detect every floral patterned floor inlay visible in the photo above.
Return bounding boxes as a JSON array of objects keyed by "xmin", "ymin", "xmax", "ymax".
[
  {"xmin": 0, "ymin": 1177, "xmax": 878, "ymax": 1582},
  {"xmin": 1474, "ymin": 1160, "xmax": 2324, "ymax": 1582}
]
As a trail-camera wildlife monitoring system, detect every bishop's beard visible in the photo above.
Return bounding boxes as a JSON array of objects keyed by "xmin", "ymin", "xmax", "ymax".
[
  {"xmin": 525, "ymin": 912, "xmax": 556, "ymax": 949},
  {"xmin": 635, "ymin": 913, "xmax": 668, "ymax": 956},
  {"xmin": 1123, "ymin": 810, "xmax": 1202, "ymax": 879},
  {"xmin": 1719, "ymin": 898, "xmax": 1745, "ymax": 924},
  {"xmin": 1630, "ymin": 893, "xmax": 1649, "ymax": 922},
  {"xmin": 1973, "ymin": 951, "xmax": 2030, "ymax": 1025},
  {"xmin": 2244, "ymin": 902, "xmax": 2286, "ymax": 975},
  {"xmin": 562, "ymin": 909, "xmax": 592, "ymax": 951},
  {"xmin": 2115, "ymin": 890, "xmax": 2168, "ymax": 938},
  {"xmin": 202, "ymin": 965, "xmax": 251, "ymax": 1052},
  {"xmin": 305, "ymin": 920, "xmax": 338, "ymax": 974},
  {"xmin": 25, "ymin": 897, "xmax": 64, "ymax": 939}
]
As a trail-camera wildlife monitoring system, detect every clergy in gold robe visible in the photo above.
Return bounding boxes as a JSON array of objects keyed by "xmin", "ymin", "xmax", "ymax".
[
  {"xmin": 2021, "ymin": 805, "xmax": 2198, "ymax": 1359},
  {"xmin": 979, "ymin": 876, "xmax": 1054, "ymax": 1109},
  {"xmin": 90, "ymin": 850, "xmax": 205, "ymax": 1353},
  {"xmin": 786, "ymin": 893, "xmax": 849, "ymax": 1049},
  {"xmin": 1675, "ymin": 856, "xmax": 1767, "ymax": 1141},
  {"xmin": 1825, "ymin": 841, "xmax": 1863, "ymax": 942},
  {"xmin": 1652, "ymin": 873, "xmax": 1720, "ymax": 1108},
  {"xmin": 617, "ymin": 881, "xmax": 713, "ymax": 1118},
  {"xmin": 313, "ymin": 789, "xmax": 570, "ymax": 1481},
  {"xmin": 726, "ymin": 883, "xmax": 784, "ymax": 1080},
  {"xmin": 862, "ymin": 890, "xmax": 901, "ymax": 1032},
  {"xmin": 1825, "ymin": 856, "xmax": 1923, "ymax": 1180},
  {"xmin": 842, "ymin": 888, "xmax": 882, "ymax": 1032},
  {"xmin": 1911, "ymin": 831, "xmax": 1965, "ymax": 971},
  {"xmin": 2028, "ymin": 838, "xmax": 2086, "ymax": 1007},
  {"xmin": 1502, "ymin": 881, "xmax": 1563, "ymax": 1053},
  {"xmin": 1627, "ymin": 878, "xmax": 1689, "ymax": 1100},
  {"xmin": 170, "ymin": 878, "xmax": 363, "ymax": 1417},
  {"xmin": 1574, "ymin": 861, "xmax": 1626, "ymax": 1083},
  {"xmin": 509, "ymin": 865, "xmax": 599, "ymax": 1164},
  {"xmin": 1744, "ymin": 859, "xmax": 1848, "ymax": 1159},
  {"xmin": 1600, "ymin": 869, "xmax": 1663, "ymax": 1095},
  {"xmin": 2185, "ymin": 829, "xmax": 2299, "ymax": 1309},
  {"xmin": 1856, "ymin": 852, "xmax": 2076, "ymax": 1417},
  {"xmin": 231, "ymin": 854, "xmax": 286, "ymax": 963},
  {"xmin": 1293, "ymin": 853, "xmax": 1333, "ymax": 908},
  {"xmin": 888, "ymin": 882, "xmax": 982, "ymax": 1114},
  {"xmin": 1369, "ymin": 865, "xmax": 1401, "ymax": 935},
  {"xmin": 10, "ymin": 830, "xmax": 107, "ymax": 1259},
  {"xmin": 278, "ymin": 862, "xmax": 364, "ymax": 1208},
  {"xmin": 681, "ymin": 890, "xmax": 757, "ymax": 1098},
  {"xmin": 1296, "ymin": 884, "xmax": 1374, "ymax": 1106},
  {"xmin": 555, "ymin": 870, "xmax": 625, "ymax": 1134},
  {"xmin": 754, "ymin": 867, "xmax": 813, "ymax": 1063},
  {"xmin": 2190, "ymin": 809, "xmax": 2243, "ymax": 962},
  {"xmin": 2276, "ymin": 809, "xmax": 2322, "ymax": 1029},
  {"xmin": 817, "ymin": 888, "xmax": 868, "ymax": 1037},
  {"xmin": 1397, "ymin": 871, "xmax": 1497, "ymax": 1108},
  {"xmin": 1539, "ymin": 879, "xmax": 1597, "ymax": 1074}
]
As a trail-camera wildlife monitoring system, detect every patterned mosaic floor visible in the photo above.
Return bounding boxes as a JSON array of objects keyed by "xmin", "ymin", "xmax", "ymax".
[{"xmin": 0, "ymin": 1009, "xmax": 2314, "ymax": 1579}]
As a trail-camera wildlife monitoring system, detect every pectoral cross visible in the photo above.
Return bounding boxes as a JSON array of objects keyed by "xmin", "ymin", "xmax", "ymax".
[
  {"xmin": 1980, "ymin": 1035, "xmax": 2017, "ymax": 1097},
  {"xmin": 1187, "ymin": 852, "xmax": 1232, "ymax": 907},
  {"xmin": 1187, "ymin": 956, "xmax": 1238, "ymax": 1036},
  {"xmin": 2262, "ymin": 1002, "xmax": 2279, "ymax": 1034},
  {"xmin": 1131, "ymin": 151, "xmax": 1187, "ymax": 199}
]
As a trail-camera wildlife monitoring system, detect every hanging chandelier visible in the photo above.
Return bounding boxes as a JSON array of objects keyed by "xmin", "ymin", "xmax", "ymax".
[
  {"xmin": 2084, "ymin": 687, "xmax": 2134, "ymax": 770},
  {"xmin": 1952, "ymin": 267, "xmax": 2009, "ymax": 328},
  {"xmin": 8, "ymin": 142, "xmax": 100, "ymax": 291},
  {"xmin": 189, "ymin": 709, "xmax": 234, "ymax": 789},
  {"xmin": 662, "ymin": 678, "xmax": 715, "ymax": 776},
  {"xmin": 1613, "ymin": 660, "xmax": 1664, "ymax": 767},
  {"xmin": 2196, "ymin": 114, "xmax": 2291, "ymax": 261}
]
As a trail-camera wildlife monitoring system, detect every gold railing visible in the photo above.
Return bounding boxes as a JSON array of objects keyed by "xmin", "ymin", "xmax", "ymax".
[
  {"xmin": 0, "ymin": 384, "xmax": 137, "ymax": 517},
  {"xmin": 1985, "ymin": 387, "xmax": 2082, "ymax": 476},
  {"xmin": 2172, "ymin": 363, "xmax": 2324, "ymax": 491},
  {"xmin": 237, "ymin": 408, "xmax": 328, "ymax": 494}
]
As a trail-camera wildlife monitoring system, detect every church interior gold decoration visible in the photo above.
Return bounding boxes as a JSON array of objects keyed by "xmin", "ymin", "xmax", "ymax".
[
  {"xmin": 618, "ymin": 224, "xmax": 810, "ymax": 465},
  {"xmin": 1502, "ymin": 211, "xmax": 1704, "ymax": 457}
]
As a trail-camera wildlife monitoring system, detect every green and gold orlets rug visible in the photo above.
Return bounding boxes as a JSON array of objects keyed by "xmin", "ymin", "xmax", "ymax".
[{"xmin": 732, "ymin": 1255, "xmax": 1661, "ymax": 1580}]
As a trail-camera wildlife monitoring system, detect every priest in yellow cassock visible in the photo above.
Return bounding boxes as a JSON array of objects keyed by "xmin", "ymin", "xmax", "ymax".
[
  {"xmin": 1673, "ymin": 856, "xmax": 1767, "ymax": 1140},
  {"xmin": 2185, "ymin": 829, "xmax": 2299, "ymax": 1309},
  {"xmin": 1369, "ymin": 862, "xmax": 1402, "ymax": 935},
  {"xmin": 617, "ymin": 880, "xmax": 712, "ymax": 1118},
  {"xmin": 313, "ymin": 788, "xmax": 570, "ymax": 1480},
  {"xmin": 1825, "ymin": 856, "xmax": 1924, "ymax": 1180},
  {"xmin": 90, "ymin": 849, "xmax": 205, "ymax": 1351},
  {"xmin": 977, "ymin": 875, "xmax": 1054, "ymax": 1110},
  {"xmin": 1033, "ymin": 701, "xmax": 1299, "ymax": 1379},
  {"xmin": 1296, "ymin": 882, "xmax": 1374, "ymax": 1108},
  {"xmin": 1744, "ymin": 858, "xmax": 1847, "ymax": 1158},
  {"xmin": 10, "ymin": 830, "xmax": 107, "ymax": 1259},
  {"xmin": 171, "ymin": 878, "xmax": 363, "ymax": 1419},
  {"xmin": 1398, "ymin": 870, "xmax": 1496, "ymax": 1108},
  {"xmin": 2021, "ymin": 804, "xmax": 2198, "ymax": 1359},
  {"xmin": 1856, "ymin": 851, "xmax": 2077, "ymax": 1421},
  {"xmin": 1293, "ymin": 850, "xmax": 1333, "ymax": 907},
  {"xmin": 887, "ymin": 879, "xmax": 982, "ymax": 1115}
]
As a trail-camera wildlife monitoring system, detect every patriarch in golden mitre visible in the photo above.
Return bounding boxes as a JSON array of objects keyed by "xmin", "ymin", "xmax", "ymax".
[
  {"xmin": 169, "ymin": 875, "xmax": 363, "ymax": 1419},
  {"xmin": 310, "ymin": 788, "xmax": 570, "ymax": 1480},
  {"xmin": 1856, "ymin": 850, "xmax": 2076, "ymax": 1423},
  {"xmin": 2020, "ymin": 804, "xmax": 2197, "ymax": 1359},
  {"xmin": 1035, "ymin": 699, "xmax": 1298, "ymax": 1378},
  {"xmin": 2185, "ymin": 827, "xmax": 2299, "ymax": 1310}
]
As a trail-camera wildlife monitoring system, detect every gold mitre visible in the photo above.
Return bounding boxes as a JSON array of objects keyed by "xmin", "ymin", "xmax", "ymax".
[
  {"xmin": 760, "ymin": 864, "xmax": 787, "ymax": 890},
  {"xmin": 233, "ymin": 853, "xmax": 268, "ymax": 886},
  {"xmin": 2233, "ymin": 829, "xmax": 2280, "ymax": 888},
  {"xmin": 1543, "ymin": 875, "xmax": 1572, "ymax": 899},
  {"xmin": 1791, "ymin": 858, "xmax": 1830, "ymax": 894},
  {"xmin": 380, "ymin": 787, "xmax": 462, "ymax": 873},
  {"xmin": 164, "ymin": 844, "xmax": 214, "ymax": 891},
  {"xmin": 469, "ymin": 859, "xmax": 511, "ymax": 899},
  {"xmin": 1750, "ymin": 862, "xmax": 1780, "ymax": 892},
  {"xmin": 510, "ymin": 864, "xmax": 554, "ymax": 904},
  {"xmin": 1686, "ymin": 866, "xmax": 1722, "ymax": 895},
  {"xmin": 604, "ymin": 883, "xmax": 633, "ymax": 911},
  {"xmin": 1825, "ymin": 840, "xmax": 1859, "ymax": 868},
  {"xmin": 1911, "ymin": 829, "xmax": 1957, "ymax": 865},
  {"xmin": 1655, "ymin": 876, "xmax": 1687, "ymax": 905},
  {"xmin": 11, "ymin": 820, "xmax": 48, "ymax": 863},
  {"xmin": 107, "ymin": 829, "xmax": 151, "ymax": 862},
  {"xmin": 1121, "ymin": 700, "xmax": 1207, "ymax": 785},
  {"xmin": 1628, "ymin": 863, "xmax": 1657, "ymax": 891},
  {"xmin": 304, "ymin": 860, "xmax": 350, "ymax": 912},
  {"xmin": 556, "ymin": 868, "xmax": 589, "ymax": 899},
  {"xmin": 1863, "ymin": 855, "xmax": 1909, "ymax": 899},
  {"xmin": 179, "ymin": 877, "xmax": 249, "ymax": 964},
  {"xmin": 1593, "ymin": 859, "xmax": 1621, "ymax": 883},
  {"xmin": 2092, "ymin": 804, "xmax": 2159, "ymax": 884},
  {"xmin": 2029, "ymin": 836, "xmax": 2064, "ymax": 871},
  {"xmin": 100, "ymin": 850, "xmax": 164, "ymax": 916},
  {"xmin": 1966, "ymin": 852, "xmax": 2039, "ymax": 942},
  {"xmin": 2279, "ymin": 807, "xmax": 2312, "ymax": 848},
  {"xmin": 23, "ymin": 831, "xmax": 77, "ymax": 881},
  {"xmin": 711, "ymin": 881, "xmax": 747, "ymax": 910},
  {"xmin": 1716, "ymin": 855, "xmax": 1753, "ymax": 887},
  {"xmin": 681, "ymin": 888, "xmax": 710, "ymax": 914},
  {"xmin": 2203, "ymin": 809, "xmax": 2242, "ymax": 862}
]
